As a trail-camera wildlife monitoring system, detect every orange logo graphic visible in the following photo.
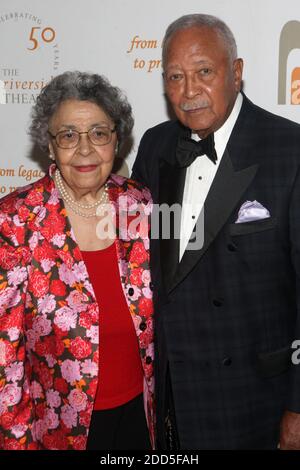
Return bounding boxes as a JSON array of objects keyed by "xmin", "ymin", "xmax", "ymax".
[
  {"xmin": 291, "ymin": 67, "xmax": 300, "ymax": 104},
  {"xmin": 278, "ymin": 20, "xmax": 300, "ymax": 105}
]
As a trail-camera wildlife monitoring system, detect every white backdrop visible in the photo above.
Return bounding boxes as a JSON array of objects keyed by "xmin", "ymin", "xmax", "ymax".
[{"xmin": 0, "ymin": 0, "xmax": 299, "ymax": 195}]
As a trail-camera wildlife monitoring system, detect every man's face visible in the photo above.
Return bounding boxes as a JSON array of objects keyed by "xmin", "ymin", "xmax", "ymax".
[{"xmin": 164, "ymin": 26, "xmax": 243, "ymax": 137}]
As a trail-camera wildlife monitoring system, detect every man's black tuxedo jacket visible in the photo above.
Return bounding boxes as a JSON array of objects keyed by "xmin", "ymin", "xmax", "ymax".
[{"xmin": 132, "ymin": 95, "xmax": 300, "ymax": 449}]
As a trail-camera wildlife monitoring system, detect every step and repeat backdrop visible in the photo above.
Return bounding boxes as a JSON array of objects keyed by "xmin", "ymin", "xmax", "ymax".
[{"xmin": 0, "ymin": 0, "xmax": 299, "ymax": 194}]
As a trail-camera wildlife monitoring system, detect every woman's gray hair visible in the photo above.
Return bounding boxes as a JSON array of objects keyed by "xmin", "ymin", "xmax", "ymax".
[
  {"xmin": 162, "ymin": 14, "xmax": 238, "ymax": 67},
  {"xmin": 29, "ymin": 71, "xmax": 134, "ymax": 153}
]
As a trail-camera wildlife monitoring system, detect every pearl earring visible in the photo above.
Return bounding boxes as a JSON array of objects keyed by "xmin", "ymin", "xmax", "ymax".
[{"xmin": 49, "ymin": 153, "xmax": 55, "ymax": 161}]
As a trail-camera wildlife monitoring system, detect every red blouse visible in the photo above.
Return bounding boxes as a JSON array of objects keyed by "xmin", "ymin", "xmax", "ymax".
[{"xmin": 81, "ymin": 242, "xmax": 143, "ymax": 410}]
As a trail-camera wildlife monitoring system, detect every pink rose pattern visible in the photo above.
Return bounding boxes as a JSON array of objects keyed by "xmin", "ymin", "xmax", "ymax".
[{"xmin": 0, "ymin": 166, "xmax": 155, "ymax": 450}]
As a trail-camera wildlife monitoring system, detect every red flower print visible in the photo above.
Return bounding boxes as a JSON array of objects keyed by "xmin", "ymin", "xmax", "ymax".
[
  {"xmin": 19, "ymin": 246, "xmax": 31, "ymax": 264},
  {"xmin": 54, "ymin": 377, "xmax": 69, "ymax": 395},
  {"xmin": 35, "ymin": 340, "xmax": 48, "ymax": 357},
  {"xmin": 36, "ymin": 335, "xmax": 65, "ymax": 357},
  {"xmin": 17, "ymin": 345, "xmax": 25, "ymax": 361},
  {"xmin": 1, "ymin": 220, "xmax": 13, "ymax": 238},
  {"xmin": 43, "ymin": 178, "xmax": 53, "ymax": 193},
  {"xmin": 4, "ymin": 439, "xmax": 26, "ymax": 450},
  {"xmin": 0, "ymin": 339, "xmax": 16, "ymax": 366},
  {"xmin": 143, "ymin": 360, "xmax": 153, "ymax": 379},
  {"xmin": 2, "ymin": 305, "xmax": 23, "ymax": 329},
  {"xmin": 40, "ymin": 212, "xmax": 66, "ymax": 239},
  {"xmin": 38, "ymin": 363, "xmax": 53, "ymax": 390},
  {"xmin": 43, "ymin": 430, "xmax": 69, "ymax": 450},
  {"xmin": 17, "ymin": 205, "xmax": 30, "ymax": 222},
  {"xmin": 28, "ymin": 442, "xmax": 39, "ymax": 450},
  {"xmin": 129, "ymin": 267, "xmax": 144, "ymax": 286},
  {"xmin": 54, "ymin": 336, "xmax": 65, "ymax": 356},
  {"xmin": 50, "ymin": 279, "xmax": 67, "ymax": 297},
  {"xmin": 57, "ymin": 249, "xmax": 74, "ymax": 268},
  {"xmin": 34, "ymin": 241, "xmax": 57, "ymax": 263},
  {"xmin": 92, "ymin": 350, "xmax": 99, "ymax": 364},
  {"xmin": 0, "ymin": 198, "xmax": 16, "ymax": 213},
  {"xmin": 116, "ymin": 241, "xmax": 127, "ymax": 259},
  {"xmin": 130, "ymin": 242, "xmax": 149, "ymax": 264},
  {"xmin": 73, "ymin": 435, "xmax": 86, "ymax": 450},
  {"xmin": 24, "ymin": 311, "xmax": 34, "ymax": 330},
  {"xmin": 70, "ymin": 337, "xmax": 92, "ymax": 359},
  {"xmin": 86, "ymin": 303, "xmax": 98, "ymax": 323},
  {"xmin": 0, "ymin": 412, "xmax": 15, "ymax": 430},
  {"xmin": 50, "ymin": 336, "xmax": 65, "ymax": 356},
  {"xmin": 35, "ymin": 402, "xmax": 46, "ymax": 420},
  {"xmin": 108, "ymin": 187, "xmax": 121, "ymax": 202},
  {"xmin": 73, "ymin": 246, "xmax": 82, "ymax": 261},
  {"xmin": 0, "ymin": 246, "xmax": 22, "ymax": 270},
  {"xmin": 28, "ymin": 271, "xmax": 50, "ymax": 297},
  {"xmin": 24, "ymin": 190, "xmax": 44, "ymax": 207},
  {"xmin": 14, "ymin": 406, "xmax": 31, "ymax": 425},
  {"xmin": 138, "ymin": 297, "xmax": 153, "ymax": 317},
  {"xmin": 86, "ymin": 377, "xmax": 98, "ymax": 397},
  {"xmin": 47, "ymin": 202, "xmax": 60, "ymax": 213},
  {"xmin": 79, "ymin": 312, "xmax": 92, "ymax": 329},
  {"xmin": 79, "ymin": 409, "xmax": 90, "ymax": 427},
  {"xmin": 139, "ymin": 329, "xmax": 153, "ymax": 349},
  {"xmin": 53, "ymin": 323, "xmax": 68, "ymax": 338},
  {"xmin": 79, "ymin": 303, "xmax": 98, "ymax": 329},
  {"xmin": 13, "ymin": 226, "xmax": 25, "ymax": 245}
]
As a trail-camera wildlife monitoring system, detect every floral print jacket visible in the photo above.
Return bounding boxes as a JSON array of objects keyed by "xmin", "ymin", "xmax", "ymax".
[{"xmin": 0, "ymin": 165, "xmax": 155, "ymax": 450}]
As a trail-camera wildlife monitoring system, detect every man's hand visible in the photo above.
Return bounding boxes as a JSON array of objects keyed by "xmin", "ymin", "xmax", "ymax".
[{"xmin": 280, "ymin": 411, "xmax": 300, "ymax": 449}]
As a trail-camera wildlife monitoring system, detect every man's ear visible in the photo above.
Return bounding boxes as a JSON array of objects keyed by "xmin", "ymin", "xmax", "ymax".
[{"xmin": 233, "ymin": 58, "xmax": 244, "ymax": 92}]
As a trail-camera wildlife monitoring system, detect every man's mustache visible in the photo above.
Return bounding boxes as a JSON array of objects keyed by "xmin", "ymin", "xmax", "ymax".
[{"xmin": 180, "ymin": 101, "xmax": 210, "ymax": 111}]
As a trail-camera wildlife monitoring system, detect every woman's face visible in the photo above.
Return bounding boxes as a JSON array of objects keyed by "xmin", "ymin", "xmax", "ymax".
[{"xmin": 48, "ymin": 99, "xmax": 117, "ymax": 195}]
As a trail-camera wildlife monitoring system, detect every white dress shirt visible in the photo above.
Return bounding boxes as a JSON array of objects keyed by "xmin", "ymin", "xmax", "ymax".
[{"xmin": 179, "ymin": 93, "xmax": 243, "ymax": 260}]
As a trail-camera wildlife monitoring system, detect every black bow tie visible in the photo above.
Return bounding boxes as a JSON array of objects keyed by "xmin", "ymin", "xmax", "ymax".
[{"xmin": 175, "ymin": 128, "xmax": 218, "ymax": 168}]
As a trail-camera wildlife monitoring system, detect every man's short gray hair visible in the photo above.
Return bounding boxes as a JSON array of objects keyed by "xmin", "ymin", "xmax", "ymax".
[
  {"xmin": 29, "ymin": 71, "xmax": 134, "ymax": 153},
  {"xmin": 162, "ymin": 14, "xmax": 238, "ymax": 68}
]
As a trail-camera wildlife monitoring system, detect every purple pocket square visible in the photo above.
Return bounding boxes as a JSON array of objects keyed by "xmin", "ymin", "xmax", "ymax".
[{"xmin": 235, "ymin": 200, "xmax": 271, "ymax": 223}]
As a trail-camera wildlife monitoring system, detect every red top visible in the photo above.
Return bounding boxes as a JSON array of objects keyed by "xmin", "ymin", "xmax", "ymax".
[{"xmin": 81, "ymin": 242, "xmax": 143, "ymax": 410}]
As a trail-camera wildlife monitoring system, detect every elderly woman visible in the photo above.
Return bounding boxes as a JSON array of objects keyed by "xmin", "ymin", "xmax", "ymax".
[{"xmin": 0, "ymin": 71, "xmax": 154, "ymax": 450}]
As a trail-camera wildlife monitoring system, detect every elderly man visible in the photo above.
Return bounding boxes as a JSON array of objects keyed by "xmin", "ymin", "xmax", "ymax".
[{"xmin": 132, "ymin": 14, "xmax": 300, "ymax": 449}]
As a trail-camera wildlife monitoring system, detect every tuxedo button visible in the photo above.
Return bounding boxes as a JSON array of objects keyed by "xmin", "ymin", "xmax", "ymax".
[
  {"xmin": 213, "ymin": 299, "xmax": 223, "ymax": 307},
  {"xmin": 128, "ymin": 287, "xmax": 134, "ymax": 296},
  {"xmin": 140, "ymin": 321, "xmax": 147, "ymax": 331},
  {"xmin": 222, "ymin": 357, "xmax": 232, "ymax": 366},
  {"xmin": 227, "ymin": 243, "xmax": 237, "ymax": 252}
]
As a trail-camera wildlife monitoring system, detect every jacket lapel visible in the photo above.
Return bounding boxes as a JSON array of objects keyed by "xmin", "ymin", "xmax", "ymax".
[
  {"xmin": 169, "ymin": 149, "xmax": 258, "ymax": 292},
  {"xmin": 158, "ymin": 148, "xmax": 187, "ymax": 293}
]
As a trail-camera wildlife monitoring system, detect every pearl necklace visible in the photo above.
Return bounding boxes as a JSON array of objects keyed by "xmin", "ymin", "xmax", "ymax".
[{"xmin": 54, "ymin": 168, "xmax": 109, "ymax": 218}]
